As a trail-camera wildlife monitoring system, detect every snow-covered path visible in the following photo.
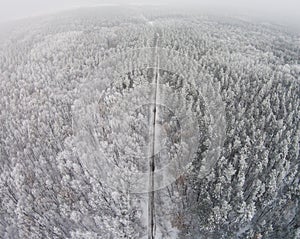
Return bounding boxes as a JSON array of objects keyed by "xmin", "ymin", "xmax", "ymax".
[{"xmin": 147, "ymin": 28, "xmax": 161, "ymax": 239}]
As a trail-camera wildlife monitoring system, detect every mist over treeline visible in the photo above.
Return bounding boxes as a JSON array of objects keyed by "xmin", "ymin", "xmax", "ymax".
[{"xmin": 0, "ymin": 0, "xmax": 300, "ymax": 32}]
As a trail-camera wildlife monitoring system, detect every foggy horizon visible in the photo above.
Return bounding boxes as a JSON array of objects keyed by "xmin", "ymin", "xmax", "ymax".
[{"xmin": 0, "ymin": 0, "xmax": 300, "ymax": 31}]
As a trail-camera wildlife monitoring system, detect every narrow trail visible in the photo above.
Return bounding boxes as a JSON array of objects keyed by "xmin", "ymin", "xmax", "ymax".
[{"xmin": 148, "ymin": 31, "xmax": 160, "ymax": 239}]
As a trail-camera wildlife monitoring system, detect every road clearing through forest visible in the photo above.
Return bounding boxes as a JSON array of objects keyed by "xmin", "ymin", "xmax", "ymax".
[{"xmin": 148, "ymin": 30, "xmax": 161, "ymax": 239}]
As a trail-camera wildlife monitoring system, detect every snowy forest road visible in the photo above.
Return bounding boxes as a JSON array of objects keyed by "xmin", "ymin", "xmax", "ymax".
[{"xmin": 148, "ymin": 30, "xmax": 161, "ymax": 239}]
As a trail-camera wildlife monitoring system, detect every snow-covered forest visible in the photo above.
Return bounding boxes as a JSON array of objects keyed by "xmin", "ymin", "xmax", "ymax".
[{"xmin": 0, "ymin": 6, "xmax": 299, "ymax": 239}]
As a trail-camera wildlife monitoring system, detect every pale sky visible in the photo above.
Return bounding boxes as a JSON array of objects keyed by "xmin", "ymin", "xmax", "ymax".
[{"xmin": 0, "ymin": 0, "xmax": 299, "ymax": 30}]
